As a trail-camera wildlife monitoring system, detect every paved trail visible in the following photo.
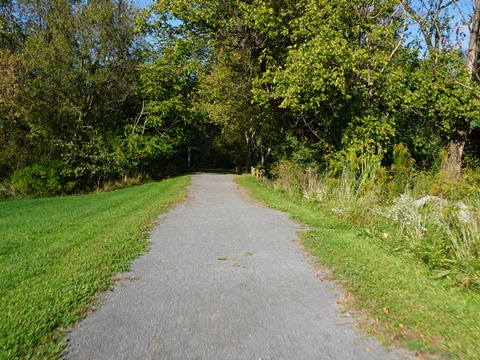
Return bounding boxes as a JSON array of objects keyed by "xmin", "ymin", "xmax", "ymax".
[{"xmin": 66, "ymin": 174, "xmax": 413, "ymax": 360}]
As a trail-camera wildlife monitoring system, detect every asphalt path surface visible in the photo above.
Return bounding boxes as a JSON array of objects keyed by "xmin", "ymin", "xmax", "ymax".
[{"xmin": 65, "ymin": 173, "xmax": 413, "ymax": 360}]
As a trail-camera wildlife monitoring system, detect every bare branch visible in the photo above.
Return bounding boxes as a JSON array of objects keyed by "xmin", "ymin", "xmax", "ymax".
[
  {"xmin": 381, "ymin": 9, "xmax": 408, "ymax": 74},
  {"xmin": 440, "ymin": 1, "xmax": 458, "ymax": 11},
  {"xmin": 454, "ymin": 1, "xmax": 470, "ymax": 28},
  {"xmin": 400, "ymin": 0, "xmax": 435, "ymax": 50},
  {"xmin": 132, "ymin": 100, "xmax": 147, "ymax": 134}
]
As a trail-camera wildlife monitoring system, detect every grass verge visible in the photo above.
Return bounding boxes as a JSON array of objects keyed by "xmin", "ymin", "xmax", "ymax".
[
  {"xmin": 236, "ymin": 174, "xmax": 480, "ymax": 359},
  {"xmin": 0, "ymin": 176, "xmax": 190, "ymax": 359}
]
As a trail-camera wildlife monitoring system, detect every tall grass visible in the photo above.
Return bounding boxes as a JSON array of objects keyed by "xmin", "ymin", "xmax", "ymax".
[
  {"xmin": 266, "ymin": 147, "xmax": 480, "ymax": 289},
  {"xmin": 237, "ymin": 174, "xmax": 480, "ymax": 358}
]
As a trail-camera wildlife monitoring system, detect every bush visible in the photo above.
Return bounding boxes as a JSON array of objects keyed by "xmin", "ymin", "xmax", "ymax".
[
  {"xmin": 262, "ymin": 147, "xmax": 480, "ymax": 289},
  {"xmin": 391, "ymin": 143, "xmax": 415, "ymax": 196},
  {"xmin": 0, "ymin": 182, "xmax": 16, "ymax": 200},
  {"xmin": 11, "ymin": 162, "xmax": 74, "ymax": 197}
]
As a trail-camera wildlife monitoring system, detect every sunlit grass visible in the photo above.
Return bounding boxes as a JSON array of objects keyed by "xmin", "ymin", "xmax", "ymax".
[
  {"xmin": 237, "ymin": 174, "xmax": 480, "ymax": 359},
  {"xmin": 0, "ymin": 176, "xmax": 190, "ymax": 359}
]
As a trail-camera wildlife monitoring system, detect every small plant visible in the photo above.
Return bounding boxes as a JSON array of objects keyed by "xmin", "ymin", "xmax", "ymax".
[
  {"xmin": 390, "ymin": 194, "xmax": 429, "ymax": 243},
  {"xmin": 391, "ymin": 143, "xmax": 415, "ymax": 196},
  {"xmin": 437, "ymin": 203, "xmax": 480, "ymax": 287}
]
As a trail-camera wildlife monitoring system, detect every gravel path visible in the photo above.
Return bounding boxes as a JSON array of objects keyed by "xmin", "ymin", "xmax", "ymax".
[{"xmin": 65, "ymin": 174, "xmax": 413, "ymax": 360}]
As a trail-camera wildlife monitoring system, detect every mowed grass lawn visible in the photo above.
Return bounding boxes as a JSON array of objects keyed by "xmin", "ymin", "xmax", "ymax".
[
  {"xmin": 0, "ymin": 176, "xmax": 190, "ymax": 359},
  {"xmin": 237, "ymin": 175, "xmax": 480, "ymax": 359}
]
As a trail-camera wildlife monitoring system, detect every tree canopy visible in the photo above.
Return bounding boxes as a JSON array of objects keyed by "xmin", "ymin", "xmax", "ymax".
[{"xmin": 1, "ymin": 0, "xmax": 480, "ymax": 196}]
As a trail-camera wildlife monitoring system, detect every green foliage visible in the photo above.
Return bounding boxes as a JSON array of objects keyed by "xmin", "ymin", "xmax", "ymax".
[
  {"xmin": 391, "ymin": 143, "xmax": 416, "ymax": 196},
  {"xmin": 0, "ymin": 0, "xmax": 150, "ymax": 191},
  {"xmin": 21, "ymin": 0, "xmax": 140, "ymax": 135},
  {"xmin": 11, "ymin": 162, "xmax": 73, "ymax": 197},
  {"xmin": 0, "ymin": 49, "xmax": 29, "ymax": 179},
  {"xmin": 264, "ymin": 147, "xmax": 480, "ymax": 290},
  {"xmin": 255, "ymin": 0, "xmax": 405, "ymax": 154},
  {"xmin": 58, "ymin": 132, "xmax": 175, "ymax": 191},
  {"xmin": 136, "ymin": 9, "xmax": 216, "ymax": 169},
  {"xmin": 342, "ymin": 114, "xmax": 396, "ymax": 155},
  {"xmin": 238, "ymin": 174, "xmax": 480, "ymax": 358},
  {"xmin": 402, "ymin": 51, "xmax": 480, "ymax": 141},
  {"xmin": 138, "ymin": 39, "xmax": 202, "ymax": 148},
  {"xmin": 162, "ymin": 0, "xmax": 479, "ymax": 170},
  {"xmin": 3, "ymin": 0, "xmax": 480, "ymax": 195},
  {"xmin": 0, "ymin": 175, "xmax": 190, "ymax": 358},
  {"xmin": 153, "ymin": 0, "xmax": 293, "ymax": 170},
  {"xmin": 0, "ymin": 0, "xmax": 24, "ymax": 51}
]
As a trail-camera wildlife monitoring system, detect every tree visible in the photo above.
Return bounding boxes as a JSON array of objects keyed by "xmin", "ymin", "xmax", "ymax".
[
  {"xmin": 17, "ymin": 0, "xmax": 142, "ymax": 188},
  {"xmin": 0, "ymin": 0, "xmax": 24, "ymax": 51},
  {"xmin": 0, "ymin": 1, "xmax": 27, "ymax": 179},
  {"xmin": 400, "ymin": 0, "xmax": 480, "ymax": 177},
  {"xmin": 251, "ymin": 0, "xmax": 408, "ymax": 161},
  {"xmin": 145, "ymin": 0, "xmax": 480, "ymax": 174},
  {"xmin": 136, "ymin": 6, "xmax": 212, "ymax": 171},
  {"xmin": 151, "ymin": 0, "xmax": 290, "ymax": 170},
  {"xmin": 465, "ymin": 0, "xmax": 480, "ymax": 77},
  {"xmin": 200, "ymin": 49, "xmax": 276, "ymax": 170},
  {"xmin": 0, "ymin": 49, "xmax": 28, "ymax": 179}
]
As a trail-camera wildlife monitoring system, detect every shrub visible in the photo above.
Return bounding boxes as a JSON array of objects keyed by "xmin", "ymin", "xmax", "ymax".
[
  {"xmin": 0, "ymin": 182, "xmax": 16, "ymax": 200},
  {"xmin": 261, "ymin": 148, "xmax": 480, "ymax": 289},
  {"xmin": 391, "ymin": 143, "xmax": 415, "ymax": 196},
  {"xmin": 11, "ymin": 162, "xmax": 74, "ymax": 197},
  {"xmin": 385, "ymin": 193, "xmax": 480, "ymax": 288}
]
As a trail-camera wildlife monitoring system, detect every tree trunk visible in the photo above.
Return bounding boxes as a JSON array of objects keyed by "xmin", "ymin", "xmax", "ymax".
[
  {"xmin": 445, "ymin": 140, "xmax": 465, "ymax": 181},
  {"xmin": 446, "ymin": 0, "xmax": 480, "ymax": 179},
  {"xmin": 402, "ymin": 1, "xmax": 480, "ymax": 177},
  {"xmin": 245, "ymin": 128, "xmax": 255, "ymax": 172},
  {"xmin": 466, "ymin": 0, "xmax": 480, "ymax": 77}
]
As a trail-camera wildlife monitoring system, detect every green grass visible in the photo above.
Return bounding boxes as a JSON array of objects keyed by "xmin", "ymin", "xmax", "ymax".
[
  {"xmin": 237, "ymin": 175, "xmax": 480, "ymax": 359},
  {"xmin": 0, "ymin": 176, "xmax": 190, "ymax": 359}
]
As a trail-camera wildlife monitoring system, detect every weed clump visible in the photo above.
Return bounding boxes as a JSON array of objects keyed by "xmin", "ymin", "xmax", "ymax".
[{"xmin": 265, "ymin": 145, "xmax": 480, "ymax": 290}]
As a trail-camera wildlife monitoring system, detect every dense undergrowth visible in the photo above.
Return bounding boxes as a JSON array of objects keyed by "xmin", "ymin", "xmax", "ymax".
[
  {"xmin": 268, "ymin": 146, "xmax": 480, "ymax": 290},
  {"xmin": 0, "ymin": 176, "xmax": 190, "ymax": 359},
  {"xmin": 237, "ymin": 170, "xmax": 480, "ymax": 358}
]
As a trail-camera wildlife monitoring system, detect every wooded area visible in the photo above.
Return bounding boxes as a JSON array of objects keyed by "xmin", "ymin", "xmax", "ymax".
[
  {"xmin": 2, "ymin": 2, "xmax": 480, "ymax": 355},
  {"xmin": 1, "ymin": 0, "xmax": 480, "ymax": 196}
]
